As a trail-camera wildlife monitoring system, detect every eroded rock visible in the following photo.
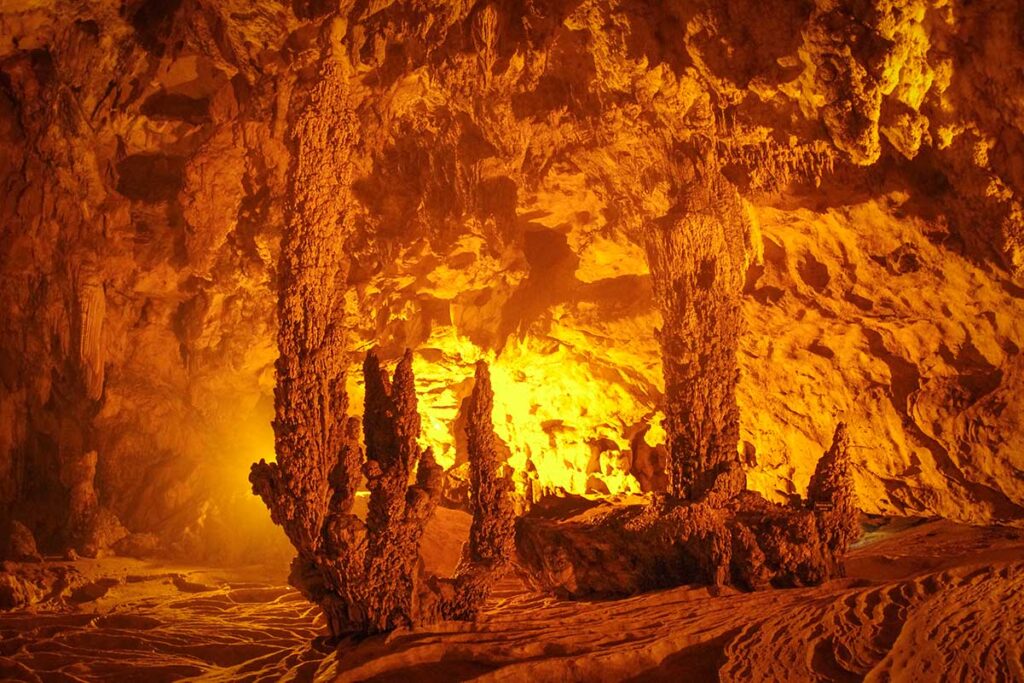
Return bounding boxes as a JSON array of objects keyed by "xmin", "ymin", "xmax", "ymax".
[
  {"xmin": 1, "ymin": 0, "xmax": 1023, "ymax": 566},
  {"xmin": 5, "ymin": 521, "xmax": 41, "ymax": 563},
  {"xmin": 516, "ymin": 424, "xmax": 861, "ymax": 596}
]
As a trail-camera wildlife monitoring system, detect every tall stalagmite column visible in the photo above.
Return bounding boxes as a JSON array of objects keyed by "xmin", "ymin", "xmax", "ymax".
[
  {"xmin": 360, "ymin": 350, "xmax": 444, "ymax": 630},
  {"xmin": 645, "ymin": 159, "xmax": 750, "ymax": 501},
  {"xmin": 444, "ymin": 361, "xmax": 516, "ymax": 619},
  {"xmin": 249, "ymin": 21, "xmax": 369, "ymax": 633},
  {"xmin": 807, "ymin": 422, "xmax": 860, "ymax": 575},
  {"xmin": 262, "ymin": 25, "xmax": 356, "ymax": 553},
  {"xmin": 251, "ymin": 28, "xmax": 515, "ymax": 631}
]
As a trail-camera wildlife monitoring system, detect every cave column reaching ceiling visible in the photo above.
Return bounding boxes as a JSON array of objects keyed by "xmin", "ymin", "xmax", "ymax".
[
  {"xmin": 643, "ymin": 158, "xmax": 751, "ymax": 501},
  {"xmin": 265, "ymin": 19, "xmax": 358, "ymax": 552}
]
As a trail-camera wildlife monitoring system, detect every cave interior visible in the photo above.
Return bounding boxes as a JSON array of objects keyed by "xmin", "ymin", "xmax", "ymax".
[{"xmin": 1, "ymin": 0, "xmax": 1024, "ymax": 680}]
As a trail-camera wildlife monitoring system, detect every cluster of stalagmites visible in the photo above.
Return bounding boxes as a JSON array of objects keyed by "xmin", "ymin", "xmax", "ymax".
[
  {"xmin": 251, "ymin": 353, "xmax": 515, "ymax": 635},
  {"xmin": 515, "ymin": 424, "xmax": 859, "ymax": 597},
  {"xmin": 253, "ymin": 355, "xmax": 857, "ymax": 633},
  {"xmin": 252, "ymin": 150, "xmax": 858, "ymax": 633},
  {"xmin": 513, "ymin": 163, "xmax": 860, "ymax": 597}
]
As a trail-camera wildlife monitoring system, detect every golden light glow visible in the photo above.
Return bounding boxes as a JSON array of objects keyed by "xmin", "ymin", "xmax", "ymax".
[
  {"xmin": 347, "ymin": 323, "xmax": 666, "ymax": 496},
  {"xmin": 342, "ymin": 172, "xmax": 670, "ymax": 496}
]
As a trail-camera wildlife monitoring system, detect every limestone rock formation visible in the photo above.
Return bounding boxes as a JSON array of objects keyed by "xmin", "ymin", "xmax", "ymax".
[
  {"xmin": 644, "ymin": 159, "xmax": 750, "ymax": 501},
  {"xmin": 357, "ymin": 350, "xmax": 445, "ymax": 632},
  {"xmin": 512, "ymin": 149, "xmax": 859, "ymax": 600},
  {"xmin": 807, "ymin": 422, "xmax": 860, "ymax": 562},
  {"xmin": 443, "ymin": 361, "xmax": 517, "ymax": 620},
  {"xmin": 3, "ymin": 521, "xmax": 41, "ymax": 563},
  {"xmin": 1, "ymin": 0, "xmax": 1023, "ymax": 565},
  {"xmin": 516, "ymin": 424, "xmax": 860, "ymax": 596},
  {"xmin": 252, "ymin": 351, "xmax": 515, "ymax": 635}
]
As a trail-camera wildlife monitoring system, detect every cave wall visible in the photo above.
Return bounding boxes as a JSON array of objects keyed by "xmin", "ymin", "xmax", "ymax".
[
  {"xmin": 1, "ymin": 0, "xmax": 1023, "ymax": 557},
  {"xmin": 0, "ymin": 0, "xmax": 292, "ymax": 559}
]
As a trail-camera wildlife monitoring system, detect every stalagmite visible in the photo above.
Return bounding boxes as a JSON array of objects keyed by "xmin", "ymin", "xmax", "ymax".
[
  {"xmin": 806, "ymin": 422, "xmax": 860, "ymax": 573},
  {"xmin": 3, "ymin": 521, "xmax": 41, "ymax": 563},
  {"xmin": 254, "ymin": 352, "xmax": 516, "ymax": 635},
  {"xmin": 442, "ymin": 361, "xmax": 516, "ymax": 620},
  {"xmin": 60, "ymin": 450, "xmax": 99, "ymax": 551},
  {"xmin": 254, "ymin": 30, "xmax": 355, "ymax": 558},
  {"xmin": 357, "ymin": 349, "xmax": 444, "ymax": 632},
  {"xmin": 516, "ymin": 423, "xmax": 859, "ymax": 596},
  {"xmin": 514, "ymin": 157, "xmax": 861, "ymax": 600},
  {"xmin": 5, "ymin": 0, "xmax": 1024, "ymax": 677},
  {"xmin": 644, "ymin": 159, "xmax": 749, "ymax": 501}
]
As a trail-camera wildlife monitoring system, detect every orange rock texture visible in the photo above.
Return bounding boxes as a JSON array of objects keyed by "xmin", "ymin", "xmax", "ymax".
[
  {"xmin": 2, "ymin": 0, "xmax": 1024, "ymax": 560},
  {"xmin": 515, "ymin": 423, "xmax": 858, "ymax": 596},
  {"xmin": 252, "ymin": 347, "xmax": 514, "ymax": 634}
]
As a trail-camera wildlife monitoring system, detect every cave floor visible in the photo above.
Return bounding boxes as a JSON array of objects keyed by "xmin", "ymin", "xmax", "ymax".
[{"xmin": 1, "ymin": 517, "xmax": 1023, "ymax": 682}]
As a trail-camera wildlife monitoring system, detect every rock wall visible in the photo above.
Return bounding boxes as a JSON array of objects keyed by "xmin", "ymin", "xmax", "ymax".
[
  {"xmin": 1, "ymin": 0, "xmax": 1023, "ymax": 558},
  {"xmin": 0, "ymin": 1, "xmax": 292, "ymax": 559}
]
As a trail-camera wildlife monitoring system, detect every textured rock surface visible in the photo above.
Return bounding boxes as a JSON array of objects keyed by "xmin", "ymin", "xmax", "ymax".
[
  {"xmin": 3, "ymin": 521, "xmax": 40, "ymax": 563},
  {"xmin": 2, "ymin": 0, "xmax": 1024, "ymax": 563},
  {"xmin": 443, "ymin": 361, "xmax": 516, "ymax": 619},
  {"xmin": 645, "ymin": 162, "xmax": 750, "ymax": 500},
  {"xmin": 252, "ymin": 349, "xmax": 514, "ymax": 634},
  {"xmin": 516, "ymin": 423, "xmax": 859, "ymax": 597},
  {"xmin": 3, "ymin": 519, "xmax": 1021, "ymax": 681}
]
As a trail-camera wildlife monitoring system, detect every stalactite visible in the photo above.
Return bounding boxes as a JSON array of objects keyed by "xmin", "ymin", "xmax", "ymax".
[
  {"xmin": 714, "ymin": 136, "xmax": 838, "ymax": 194},
  {"xmin": 75, "ymin": 268, "xmax": 105, "ymax": 402},
  {"xmin": 472, "ymin": 4, "xmax": 499, "ymax": 87}
]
